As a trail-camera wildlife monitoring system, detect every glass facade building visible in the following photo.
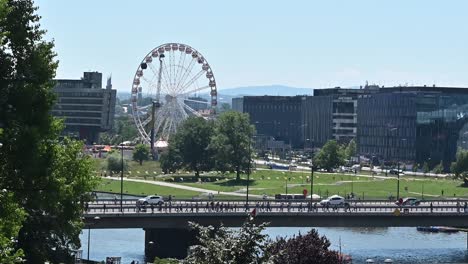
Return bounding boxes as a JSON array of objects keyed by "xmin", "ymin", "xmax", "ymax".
[
  {"xmin": 242, "ymin": 96, "xmax": 306, "ymax": 148},
  {"xmin": 357, "ymin": 87, "xmax": 468, "ymax": 168}
]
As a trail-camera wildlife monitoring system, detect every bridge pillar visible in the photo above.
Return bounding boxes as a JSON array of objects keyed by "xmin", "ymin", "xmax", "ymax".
[{"xmin": 144, "ymin": 228, "xmax": 198, "ymax": 261}]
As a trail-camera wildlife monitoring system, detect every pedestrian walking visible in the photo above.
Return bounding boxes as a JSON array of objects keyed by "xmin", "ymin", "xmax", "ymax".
[
  {"xmin": 103, "ymin": 203, "xmax": 106, "ymax": 213},
  {"xmin": 430, "ymin": 202, "xmax": 433, "ymax": 213}
]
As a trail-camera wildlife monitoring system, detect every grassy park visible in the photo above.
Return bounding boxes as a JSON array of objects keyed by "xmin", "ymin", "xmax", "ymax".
[{"xmin": 93, "ymin": 163, "xmax": 468, "ymax": 200}]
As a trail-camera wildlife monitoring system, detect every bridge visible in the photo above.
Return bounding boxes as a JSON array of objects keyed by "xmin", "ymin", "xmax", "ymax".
[{"xmin": 83, "ymin": 198, "xmax": 468, "ymax": 260}]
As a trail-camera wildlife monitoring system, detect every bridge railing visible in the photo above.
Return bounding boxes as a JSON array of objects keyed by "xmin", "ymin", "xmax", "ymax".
[{"xmin": 84, "ymin": 201, "xmax": 468, "ymax": 215}]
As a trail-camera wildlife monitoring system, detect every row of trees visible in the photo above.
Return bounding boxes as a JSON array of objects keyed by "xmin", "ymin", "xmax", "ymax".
[
  {"xmin": 0, "ymin": 1, "xmax": 96, "ymax": 262},
  {"xmin": 160, "ymin": 112, "xmax": 255, "ymax": 181}
]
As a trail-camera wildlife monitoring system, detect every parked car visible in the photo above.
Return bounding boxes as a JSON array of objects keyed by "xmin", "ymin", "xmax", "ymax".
[
  {"xmin": 320, "ymin": 195, "xmax": 348, "ymax": 206},
  {"xmin": 395, "ymin": 197, "xmax": 420, "ymax": 206},
  {"xmin": 389, "ymin": 169, "xmax": 404, "ymax": 175},
  {"xmin": 137, "ymin": 195, "xmax": 164, "ymax": 206}
]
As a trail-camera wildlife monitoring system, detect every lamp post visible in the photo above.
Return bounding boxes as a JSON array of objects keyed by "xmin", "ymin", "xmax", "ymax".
[
  {"xmin": 385, "ymin": 127, "xmax": 398, "ymax": 176},
  {"xmin": 120, "ymin": 138, "xmax": 124, "ymax": 212},
  {"xmin": 246, "ymin": 135, "xmax": 252, "ymax": 203},
  {"xmin": 309, "ymin": 140, "xmax": 314, "ymax": 203},
  {"xmin": 87, "ymin": 216, "xmax": 100, "ymax": 261}
]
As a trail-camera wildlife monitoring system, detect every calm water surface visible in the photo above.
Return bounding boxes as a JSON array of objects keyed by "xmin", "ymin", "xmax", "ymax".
[{"xmin": 80, "ymin": 227, "xmax": 468, "ymax": 263}]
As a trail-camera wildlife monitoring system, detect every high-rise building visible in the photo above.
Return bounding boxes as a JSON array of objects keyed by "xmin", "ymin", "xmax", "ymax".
[
  {"xmin": 231, "ymin": 97, "xmax": 244, "ymax": 112},
  {"xmin": 304, "ymin": 85, "xmax": 380, "ymax": 147},
  {"xmin": 357, "ymin": 86, "xmax": 468, "ymax": 168},
  {"xmin": 242, "ymin": 96, "xmax": 306, "ymax": 148},
  {"xmin": 52, "ymin": 72, "xmax": 116, "ymax": 144}
]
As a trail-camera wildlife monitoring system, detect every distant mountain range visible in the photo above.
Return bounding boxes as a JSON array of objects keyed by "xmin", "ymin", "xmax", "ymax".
[
  {"xmin": 218, "ymin": 85, "xmax": 313, "ymax": 96},
  {"xmin": 117, "ymin": 85, "xmax": 314, "ymax": 105}
]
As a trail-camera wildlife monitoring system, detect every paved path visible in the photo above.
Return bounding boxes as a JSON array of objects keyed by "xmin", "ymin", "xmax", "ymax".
[{"xmin": 105, "ymin": 177, "xmax": 264, "ymax": 198}]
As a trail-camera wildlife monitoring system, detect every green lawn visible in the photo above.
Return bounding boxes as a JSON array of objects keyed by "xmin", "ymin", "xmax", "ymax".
[
  {"xmin": 91, "ymin": 157, "xmax": 468, "ymax": 200},
  {"xmin": 95, "ymin": 178, "xmax": 202, "ymax": 199},
  {"xmin": 174, "ymin": 170, "xmax": 468, "ymax": 199},
  {"xmin": 91, "ymin": 157, "xmax": 162, "ymax": 176}
]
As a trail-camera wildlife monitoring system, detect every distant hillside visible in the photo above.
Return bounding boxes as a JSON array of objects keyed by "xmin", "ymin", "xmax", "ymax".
[
  {"xmin": 117, "ymin": 85, "xmax": 314, "ymax": 105},
  {"xmin": 218, "ymin": 85, "xmax": 313, "ymax": 96}
]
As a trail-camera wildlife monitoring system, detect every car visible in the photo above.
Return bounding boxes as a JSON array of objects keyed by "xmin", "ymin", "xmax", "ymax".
[
  {"xmin": 389, "ymin": 169, "xmax": 404, "ymax": 175},
  {"xmin": 395, "ymin": 197, "xmax": 420, "ymax": 206},
  {"xmin": 137, "ymin": 195, "xmax": 164, "ymax": 206},
  {"xmin": 320, "ymin": 195, "xmax": 347, "ymax": 206}
]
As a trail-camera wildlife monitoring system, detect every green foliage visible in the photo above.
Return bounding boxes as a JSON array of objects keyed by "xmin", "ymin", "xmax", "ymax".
[
  {"xmin": 133, "ymin": 144, "xmax": 150, "ymax": 165},
  {"xmin": 153, "ymin": 257, "xmax": 180, "ymax": 264},
  {"xmin": 451, "ymin": 149, "xmax": 468, "ymax": 178},
  {"xmin": 0, "ymin": 191, "xmax": 25, "ymax": 263},
  {"xmin": 183, "ymin": 217, "xmax": 270, "ymax": 264},
  {"xmin": 433, "ymin": 161, "xmax": 444, "ymax": 174},
  {"xmin": 344, "ymin": 139, "xmax": 357, "ymax": 160},
  {"xmin": 412, "ymin": 163, "xmax": 419, "ymax": 172},
  {"xmin": 184, "ymin": 217, "xmax": 340, "ymax": 264},
  {"xmin": 314, "ymin": 140, "xmax": 345, "ymax": 172},
  {"xmin": 169, "ymin": 117, "xmax": 215, "ymax": 178},
  {"xmin": 0, "ymin": 0, "xmax": 98, "ymax": 262},
  {"xmin": 107, "ymin": 154, "xmax": 128, "ymax": 173},
  {"xmin": 99, "ymin": 116, "xmax": 138, "ymax": 145},
  {"xmin": 211, "ymin": 112, "xmax": 255, "ymax": 180},
  {"xmin": 422, "ymin": 161, "xmax": 430, "ymax": 174},
  {"xmin": 265, "ymin": 229, "xmax": 340, "ymax": 264},
  {"xmin": 160, "ymin": 147, "xmax": 182, "ymax": 174}
]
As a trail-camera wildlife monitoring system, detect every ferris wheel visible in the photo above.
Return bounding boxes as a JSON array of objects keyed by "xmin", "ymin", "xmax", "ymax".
[{"xmin": 130, "ymin": 43, "xmax": 218, "ymax": 147}]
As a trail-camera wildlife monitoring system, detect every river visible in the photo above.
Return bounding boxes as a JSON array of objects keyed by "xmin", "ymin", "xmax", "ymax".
[{"xmin": 79, "ymin": 227, "xmax": 468, "ymax": 263}]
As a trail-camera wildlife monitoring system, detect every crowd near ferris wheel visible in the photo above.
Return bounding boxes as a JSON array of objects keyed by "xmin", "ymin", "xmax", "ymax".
[{"xmin": 130, "ymin": 43, "xmax": 218, "ymax": 149}]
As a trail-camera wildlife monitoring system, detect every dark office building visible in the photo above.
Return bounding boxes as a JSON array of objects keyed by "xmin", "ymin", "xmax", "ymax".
[
  {"xmin": 357, "ymin": 86, "xmax": 468, "ymax": 168},
  {"xmin": 242, "ymin": 96, "xmax": 306, "ymax": 148},
  {"xmin": 304, "ymin": 85, "xmax": 380, "ymax": 146},
  {"xmin": 52, "ymin": 72, "xmax": 116, "ymax": 144}
]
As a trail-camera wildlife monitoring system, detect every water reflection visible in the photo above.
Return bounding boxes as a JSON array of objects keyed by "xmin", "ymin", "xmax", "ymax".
[{"xmin": 80, "ymin": 227, "xmax": 468, "ymax": 263}]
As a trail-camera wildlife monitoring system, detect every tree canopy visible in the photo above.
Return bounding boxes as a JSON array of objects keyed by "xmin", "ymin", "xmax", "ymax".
[
  {"xmin": 0, "ymin": 0, "xmax": 96, "ymax": 262},
  {"xmin": 183, "ymin": 217, "xmax": 340, "ymax": 264},
  {"xmin": 451, "ymin": 149, "xmax": 468, "ymax": 178},
  {"xmin": 211, "ymin": 112, "xmax": 255, "ymax": 180},
  {"xmin": 133, "ymin": 143, "xmax": 150, "ymax": 165},
  {"xmin": 168, "ymin": 117, "xmax": 214, "ymax": 178},
  {"xmin": 314, "ymin": 140, "xmax": 345, "ymax": 172},
  {"xmin": 344, "ymin": 139, "xmax": 357, "ymax": 160}
]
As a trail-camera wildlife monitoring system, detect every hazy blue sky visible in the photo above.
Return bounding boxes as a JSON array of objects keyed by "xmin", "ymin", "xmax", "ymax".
[{"xmin": 36, "ymin": 0, "xmax": 468, "ymax": 91}]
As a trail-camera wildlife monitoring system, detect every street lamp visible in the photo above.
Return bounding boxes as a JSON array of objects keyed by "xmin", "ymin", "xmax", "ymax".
[
  {"xmin": 120, "ymin": 138, "xmax": 124, "ymax": 212},
  {"xmin": 87, "ymin": 216, "xmax": 100, "ymax": 261},
  {"xmin": 246, "ymin": 135, "xmax": 252, "ymax": 203},
  {"xmin": 309, "ymin": 140, "xmax": 314, "ymax": 203},
  {"xmin": 385, "ymin": 127, "xmax": 397, "ymax": 176}
]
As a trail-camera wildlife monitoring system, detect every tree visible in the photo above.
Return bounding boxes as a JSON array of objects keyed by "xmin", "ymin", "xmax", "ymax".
[
  {"xmin": 133, "ymin": 144, "xmax": 150, "ymax": 165},
  {"xmin": 265, "ymin": 229, "xmax": 340, "ymax": 264},
  {"xmin": 107, "ymin": 154, "xmax": 128, "ymax": 173},
  {"xmin": 451, "ymin": 149, "xmax": 468, "ymax": 178},
  {"xmin": 211, "ymin": 112, "xmax": 255, "ymax": 181},
  {"xmin": 0, "ymin": 1, "xmax": 97, "ymax": 261},
  {"xmin": 344, "ymin": 139, "xmax": 357, "ymax": 160},
  {"xmin": 433, "ymin": 161, "xmax": 444, "ymax": 174},
  {"xmin": 0, "ymin": 191, "xmax": 25, "ymax": 263},
  {"xmin": 170, "ymin": 117, "xmax": 215, "ymax": 179},
  {"xmin": 314, "ymin": 140, "xmax": 345, "ymax": 172},
  {"xmin": 412, "ymin": 163, "xmax": 419, "ymax": 172},
  {"xmin": 422, "ymin": 161, "xmax": 430, "ymax": 174},
  {"xmin": 160, "ymin": 147, "xmax": 182, "ymax": 174},
  {"xmin": 183, "ymin": 217, "xmax": 270, "ymax": 264}
]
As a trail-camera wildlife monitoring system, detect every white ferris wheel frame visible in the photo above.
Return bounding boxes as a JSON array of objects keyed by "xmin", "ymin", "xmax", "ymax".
[{"xmin": 130, "ymin": 43, "xmax": 218, "ymax": 145}]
